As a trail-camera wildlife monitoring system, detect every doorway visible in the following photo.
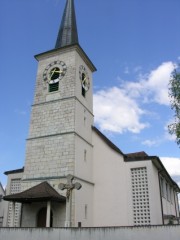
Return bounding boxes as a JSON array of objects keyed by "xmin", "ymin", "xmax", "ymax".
[{"xmin": 37, "ymin": 207, "xmax": 53, "ymax": 227}]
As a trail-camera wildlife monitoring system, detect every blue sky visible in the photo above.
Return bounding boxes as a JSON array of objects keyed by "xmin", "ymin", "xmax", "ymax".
[{"xmin": 0, "ymin": 0, "xmax": 180, "ymax": 188}]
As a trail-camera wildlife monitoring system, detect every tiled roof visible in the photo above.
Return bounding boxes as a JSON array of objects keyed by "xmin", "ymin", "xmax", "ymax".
[
  {"xmin": 126, "ymin": 151, "xmax": 148, "ymax": 157},
  {"xmin": 3, "ymin": 181, "xmax": 66, "ymax": 203}
]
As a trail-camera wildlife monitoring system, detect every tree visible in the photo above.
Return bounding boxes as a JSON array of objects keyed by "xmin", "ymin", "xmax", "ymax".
[{"xmin": 168, "ymin": 65, "xmax": 180, "ymax": 146}]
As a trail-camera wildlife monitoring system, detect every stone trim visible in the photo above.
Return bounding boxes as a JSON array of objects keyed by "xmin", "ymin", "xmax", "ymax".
[
  {"xmin": 31, "ymin": 96, "xmax": 94, "ymax": 117},
  {"xmin": 26, "ymin": 131, "xmax": 75, "ymax": 141},
  {"xmin": 75, "ymin": 132, "xmax": 94, "ymax": 147},
  {"xmin": 27, "ymin": 131, "xmax": 93, "ymax": 147}
]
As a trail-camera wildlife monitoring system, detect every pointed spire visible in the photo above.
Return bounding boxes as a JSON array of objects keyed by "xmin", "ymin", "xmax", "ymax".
[{"xmin": 55, "ymin": 0, "xmax": 79, "ymax": 49}]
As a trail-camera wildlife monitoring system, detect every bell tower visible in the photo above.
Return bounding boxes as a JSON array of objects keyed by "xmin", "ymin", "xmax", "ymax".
[{"xmin": 21, "ymin": 0, "xmax": 96, "ymax": 226}]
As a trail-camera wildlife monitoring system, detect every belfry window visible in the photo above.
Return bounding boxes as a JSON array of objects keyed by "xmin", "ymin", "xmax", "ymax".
[
  {"xmin": 49, "ymin": 82, "xmax": 59, "ymax": 92},
  {"xmin": 79, "ymin": 65, "xmax": 90, "ymax": 97},
  {"xmin": 82, "ymin": 73, "xmax": 86, "ymax": 97}
]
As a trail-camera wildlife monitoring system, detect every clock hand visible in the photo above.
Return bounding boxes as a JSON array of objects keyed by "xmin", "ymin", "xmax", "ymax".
[
  {"xmin": 49, "ymin": 69, "xmax": 63, "ymax": 80},
  {"xmin": 82, "ymin": 78, "xmax": 87, "ymax": 84},
  {"xmin": 54, "ymin": 69, "xmax": 64, "ymax": 73},
  {"xmin": 49, "ymin": 68, "xmax": 56, "ymax": 78}
]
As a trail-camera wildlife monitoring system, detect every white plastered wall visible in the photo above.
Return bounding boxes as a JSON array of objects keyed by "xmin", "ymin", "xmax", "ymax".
[{"xmin": 92, "ymin": 130, "xmax": 128, "ymax": 226}]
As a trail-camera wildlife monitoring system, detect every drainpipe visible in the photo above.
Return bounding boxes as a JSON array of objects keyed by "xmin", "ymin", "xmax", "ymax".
[
  {"xmin": 10, "ymin": 202, "xmax": 15, "ymax": 227},
  {"xmin": 20, "ymin": 203, "xmax": 23, "ymax": 227}
]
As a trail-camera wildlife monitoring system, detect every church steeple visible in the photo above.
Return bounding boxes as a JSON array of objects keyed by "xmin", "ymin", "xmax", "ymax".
[{"xmin": 55, "ymin": 0, "xmax": 79, "ymax": 49}]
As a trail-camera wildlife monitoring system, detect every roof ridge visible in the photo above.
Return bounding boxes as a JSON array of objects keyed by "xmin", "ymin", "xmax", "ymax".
[{"xmin": 92, "ymin": 126, "xmax": 124, "ymax": 156}]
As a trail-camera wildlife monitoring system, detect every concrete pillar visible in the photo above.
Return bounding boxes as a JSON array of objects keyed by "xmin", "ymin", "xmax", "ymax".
[
  {"xmin": 46, "ymin": 201, "xmax": 51, "ymax": 227},
  {"xmin": 10, "ymin": 202, "xmax": 15, "ymax": 227}
]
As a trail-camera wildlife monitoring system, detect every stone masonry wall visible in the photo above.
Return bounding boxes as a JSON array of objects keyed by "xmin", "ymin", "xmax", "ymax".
[
  {"xmin": 23, "ymin": 133, "xmax": 75, "ymax": 180},
  {"xmin": 28, "ymin": 99, "xmax": 75, "ymax": 138}
]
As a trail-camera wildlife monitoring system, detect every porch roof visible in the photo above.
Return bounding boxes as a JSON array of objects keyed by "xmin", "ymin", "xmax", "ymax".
[{"xmin": 3, "ymin": 181, "xmax": 66, "ymax": 203}]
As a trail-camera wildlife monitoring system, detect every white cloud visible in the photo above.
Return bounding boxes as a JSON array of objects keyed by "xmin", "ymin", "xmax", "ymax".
[
  {"xmin": 142, "ymin": 139, "xmax": 160, "ymax": 147},
  {"xmin": 94, "ymin": 61, "xmax": 174, "ymax": 134},
  {"xmin": 161, "ymin": 157, "xmax": 180, "ymax": 177},
  {"xmin": 123, "ymin": 61, "xmax": 174, "ymax": 105},
  {"xmin": 141, "ymin": 119, "xmax": 176, "ymax": 147},
  {"xmin": 94, "ymin": 87, "xmax": 148, "ymax": 133},
  {"xmin": 145, "ymin": 62, "xmax": 174, "ymax": 105}
]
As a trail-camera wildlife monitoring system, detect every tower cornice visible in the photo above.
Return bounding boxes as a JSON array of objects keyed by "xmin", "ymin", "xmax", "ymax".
[{"xmin": 34, "ymin": 44, "xmax": 97, "ymax": 72}]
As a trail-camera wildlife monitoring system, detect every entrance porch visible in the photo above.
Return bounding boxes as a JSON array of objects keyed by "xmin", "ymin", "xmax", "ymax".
[{"xmin": 3, "ymin": 182, "xmax": 66, "ymax": 227}]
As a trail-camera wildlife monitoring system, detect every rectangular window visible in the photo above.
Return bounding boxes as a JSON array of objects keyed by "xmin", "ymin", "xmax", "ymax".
[
  {"xmin": 84, "ymin": 109, "xmax": 87, "ymax": 126},
  {"xmin": 84, "ymin": 204, "xmax": 88, "ymax": 219},
  {"xmin": 84, "ymin": 149, "xmax": 87, "ymax": 162}
]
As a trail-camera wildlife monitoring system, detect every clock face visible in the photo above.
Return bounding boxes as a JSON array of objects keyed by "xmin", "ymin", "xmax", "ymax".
[
  {"xmin": 43, "ymin": 60, "xmax": 67, "ymax": 84},
  {"xmin": 79, "ymin": 65, "xmax": 90, "ymax": 91}
]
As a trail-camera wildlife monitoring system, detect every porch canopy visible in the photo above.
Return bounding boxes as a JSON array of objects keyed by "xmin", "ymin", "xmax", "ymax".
[{"xmin": 3, "ymin": 181, "xmax": 66, "ymax": 203}]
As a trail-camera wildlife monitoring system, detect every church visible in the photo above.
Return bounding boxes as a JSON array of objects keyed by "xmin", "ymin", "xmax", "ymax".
[{"xmin": 3, "ymin": 0, "xmax": 180, "ymax": 228}]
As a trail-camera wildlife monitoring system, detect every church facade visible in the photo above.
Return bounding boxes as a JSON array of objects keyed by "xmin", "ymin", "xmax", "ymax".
[{"xmin": 3, "ymin": 0, "xmax": 180, "ymax": 227}]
